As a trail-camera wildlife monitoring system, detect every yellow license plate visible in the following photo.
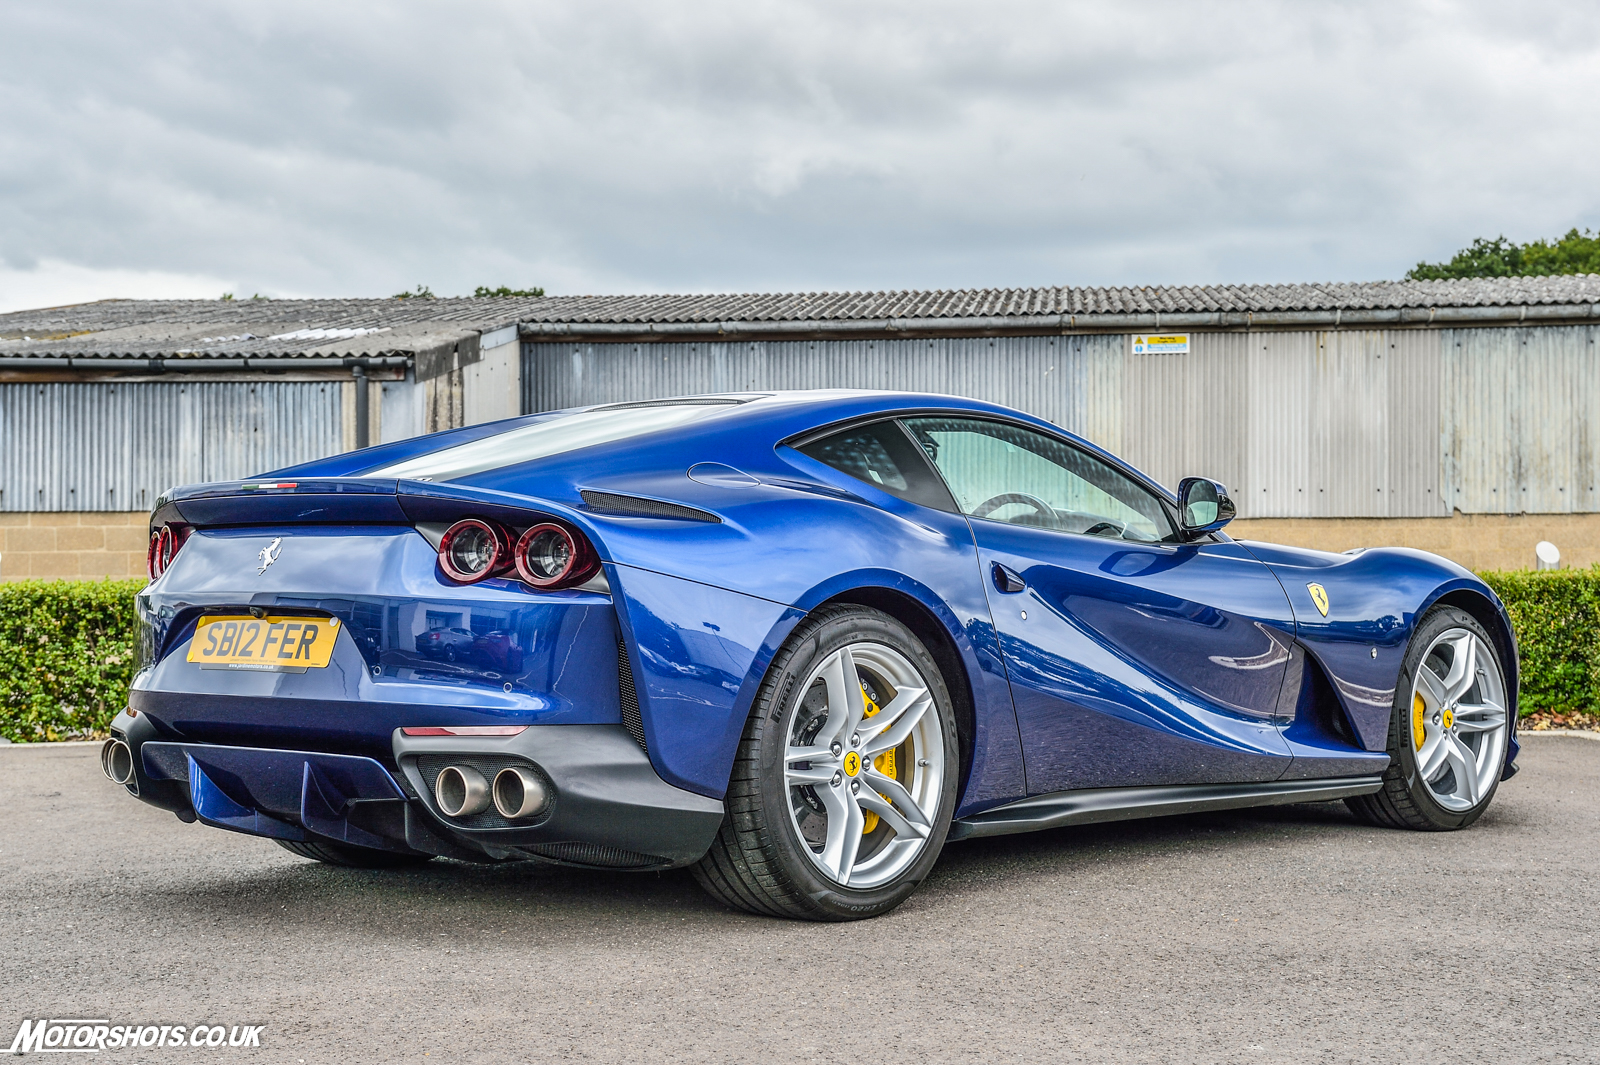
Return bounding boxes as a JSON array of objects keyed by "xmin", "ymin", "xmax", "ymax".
[{"xmin": 188, "ymin": 615, "xmax": 340, "ymax": 671}]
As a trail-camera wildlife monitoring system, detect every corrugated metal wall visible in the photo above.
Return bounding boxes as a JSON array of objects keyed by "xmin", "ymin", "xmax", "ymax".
[
  {"xmin": 0, "ymin": 381, "xmax": 342, "ymax": 512},
  {"xmin": 5, "ymin": 327, "xmax": 1591, "ymax": 517},
  {"xmin": 525, "ymin": 325, "xmax": 1598, "ymax": 519},
  {"xmin": 1123, "ymin": 330, "xmax": 1443, "ymax": 518},
  {"xmin": 1441, "ymin": 325, "xmax": 1600, "ymax": 515},
  {"xmin": 525, "ymin": 335, "xmax": 1125, "ymax": 452}
]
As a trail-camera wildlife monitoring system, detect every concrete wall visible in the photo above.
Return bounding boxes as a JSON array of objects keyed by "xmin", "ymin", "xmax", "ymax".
[{"xmin": 0, "ymin": 512, "xmax": 148, "ymax": 580}]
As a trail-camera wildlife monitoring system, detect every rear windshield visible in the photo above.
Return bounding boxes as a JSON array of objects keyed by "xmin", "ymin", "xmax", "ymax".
[{"xmin": 370, "ymin": 403, "xmax": 732, "ymax": 482}]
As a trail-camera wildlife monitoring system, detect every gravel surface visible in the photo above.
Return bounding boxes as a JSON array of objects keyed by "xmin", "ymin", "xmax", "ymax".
[{"xmin": 2, "ymin": 736, "xmax": 1595, "ymax": 1064}]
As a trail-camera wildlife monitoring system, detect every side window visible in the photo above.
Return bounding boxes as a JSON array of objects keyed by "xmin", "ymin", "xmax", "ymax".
[
  {"xmin": 901, "ymin": 417, "xmax": 1176, "ymax": 543},
  {"xmin": 797, "ymin": 419, "xmax": 958, "ymax": 512}
]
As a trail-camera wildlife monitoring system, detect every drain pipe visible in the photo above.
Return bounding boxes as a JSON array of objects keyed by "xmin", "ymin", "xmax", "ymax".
[{"xmin": 352, "ymin": 362, "xmax": 370, "ymax": 449}]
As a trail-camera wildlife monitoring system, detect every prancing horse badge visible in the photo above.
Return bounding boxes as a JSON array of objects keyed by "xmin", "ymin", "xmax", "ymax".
[
  {"xmin": 257, "ymin": 537, "xmax": 283, "ymax": 575},
  {"xmin": 1307, "ymin": 583, "xmax": 1329, "ymax": 617}
]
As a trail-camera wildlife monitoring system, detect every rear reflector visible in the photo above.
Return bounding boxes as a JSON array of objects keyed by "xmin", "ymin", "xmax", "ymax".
[{"xmin": 401, "ymin": 725, "xmax": 529, "ymax": 737}]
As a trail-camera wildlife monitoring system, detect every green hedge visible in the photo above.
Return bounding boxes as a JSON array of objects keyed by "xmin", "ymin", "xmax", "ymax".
[
  {"xmin": 0, "ymin": 570, "xmax": 1596, "ymax": 741},
  {"xmin": 1478, "ymin": 567, "xmax": 1600, "ymax": 713},
  {"xmin": 0, "ymin": 579, "xmax": 144, "ymax": 742}
]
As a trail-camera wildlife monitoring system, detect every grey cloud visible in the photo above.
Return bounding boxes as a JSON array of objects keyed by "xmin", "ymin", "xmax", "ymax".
[{"xmin": 1, "ymin": 0, "xmax": 1598, "ymax": 301}]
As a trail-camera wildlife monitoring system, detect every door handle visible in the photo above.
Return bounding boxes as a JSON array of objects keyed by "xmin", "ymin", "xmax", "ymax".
[{"xmin": 991, "ymin": 563, "xmax": 1026, "ymax": 594}]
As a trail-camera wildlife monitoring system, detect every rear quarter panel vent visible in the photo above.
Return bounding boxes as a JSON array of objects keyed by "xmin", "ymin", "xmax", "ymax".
[
  {"xmin": 581, "ymin": 490, "xmax": 721, "ymax": 523},
  {"xmin": 617, "ymin": 639, "xmax": 647, "ymax": 751}
]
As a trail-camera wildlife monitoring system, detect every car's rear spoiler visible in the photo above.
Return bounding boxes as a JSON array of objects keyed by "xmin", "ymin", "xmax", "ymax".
[
  {"xmin": 151, "ymin": 478, "xmax": 594, "ymax": 540},
  {"xmin": 154, "ymin": 479, "xmax": 406, "ymax": 530}
]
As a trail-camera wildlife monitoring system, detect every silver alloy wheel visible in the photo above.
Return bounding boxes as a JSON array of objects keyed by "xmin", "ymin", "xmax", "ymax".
[
  {"xmin": 782, "ymin": 641, "xmax": 946, "ymax": 890},
  {"xmin": 1410, "ymin": 627, "xmax": 1508, "ymax": 812}
]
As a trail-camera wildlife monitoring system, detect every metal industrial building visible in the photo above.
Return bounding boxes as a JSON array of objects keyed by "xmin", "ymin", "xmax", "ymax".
[{"xmin": 3, "ymin": 275, "xmax": 1599, "ymax": 577}]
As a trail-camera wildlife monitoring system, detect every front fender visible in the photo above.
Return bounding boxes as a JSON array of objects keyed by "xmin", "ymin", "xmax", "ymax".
[{"xmin": 1238, "ymin": 543, "xmax": 1516, "ymax": 753}]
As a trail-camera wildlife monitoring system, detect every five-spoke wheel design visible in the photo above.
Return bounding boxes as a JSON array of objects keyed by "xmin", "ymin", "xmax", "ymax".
[
  {"xmin": 692, "ymin": 605, "xmax": 958, "ymax": 920},
  {"xmin": 783, "ymin": 641, "xmax": 945, "ymax": 890},
  {"xmin": 1408, "ymin": 626, "xmax": 1509, "ymax": 812},
  {"xmin": 1349, "ymin": 604, "xmax": 1512, "ymax": 831}
]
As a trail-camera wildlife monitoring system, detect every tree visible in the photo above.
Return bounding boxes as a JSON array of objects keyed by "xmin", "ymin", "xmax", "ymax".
[
  {"xmin": 473, "ymin": 285, "xmax": 544, "ymax": 298},
  {"xmin": 392, "ymin": 284, "xmax": 435, "ymax": 299},
  {"xmin": 1408, "ymin": 228, "xmax": 1600, "ymax": 280},
  {"xmin": 1521, "ymin": 230, "xmax": 1600, "ymax": 275}
]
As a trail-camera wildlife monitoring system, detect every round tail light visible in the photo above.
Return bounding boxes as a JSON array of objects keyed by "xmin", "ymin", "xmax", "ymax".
[
  {"xmin": 157, "ymin": 525, "xmax": 175, "ymax": 572},
  {"xmin": 148, "ymin": 525, "xmax": 192, "ymax": 580},
  {"xmin": 438, "ymin": 519, "xmax": 512, "ymax": 583},
  {"xmin": 515, "ymin": 523, "xmax": 599, "ymax": 589}
]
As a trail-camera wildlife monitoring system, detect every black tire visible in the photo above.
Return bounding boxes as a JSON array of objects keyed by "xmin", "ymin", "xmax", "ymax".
[
  {"xmin": 1347, "ymin": 605, "xmax": 1510, "ymax": 831},
  {"xmin": 692, "ymin": 605, "xmax": 960, "ymax": 921},
  {"xmin": 275, "ymin": 838, "xmax": 435, "ymax": 869}
]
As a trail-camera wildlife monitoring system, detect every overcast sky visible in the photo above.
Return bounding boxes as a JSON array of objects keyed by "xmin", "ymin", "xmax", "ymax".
[{"xmin": 2, "ymin": 1, "xmax": 1598, "ymax": 311}]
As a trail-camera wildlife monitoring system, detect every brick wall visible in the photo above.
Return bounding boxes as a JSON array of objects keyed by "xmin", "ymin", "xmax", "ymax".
[
  {"xmin": 1228, "ymin": 512, "xmax": 1600, "ymax": 572},
  {"xmin": 0, "ymin": 513, "xmax": 148, "ymax": 580},
  {"xmin": 1, "ymin": 509, "xmax": 1596, "ymax": 581}
]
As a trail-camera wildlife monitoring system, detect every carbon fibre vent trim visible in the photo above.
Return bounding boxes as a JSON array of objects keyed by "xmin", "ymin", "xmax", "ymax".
[
  {"xmin": 617, "ymin": 639, "xmax": 646, "ymax": 751},
  {"xmin": 580, "ymin": 490, "xmax": 721, "ymax": 523},
  {"xmin": 522, "ymin": 841, "xmax": 665, "ymax": 868}
]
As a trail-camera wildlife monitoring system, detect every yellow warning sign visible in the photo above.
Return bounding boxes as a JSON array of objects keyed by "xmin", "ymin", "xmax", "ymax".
[{"xmin": 1132, "ymin": 334, "xmax": 1190, "ymax": 354}]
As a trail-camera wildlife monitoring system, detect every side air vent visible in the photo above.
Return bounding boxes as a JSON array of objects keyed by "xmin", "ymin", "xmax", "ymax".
[
  {"xmin": 617, "ymin": 639, "xmax": 647, "ymax": 751},
  {"xmin": 580, "ymin": 490, "xmax": 721, "ymax": 523}
]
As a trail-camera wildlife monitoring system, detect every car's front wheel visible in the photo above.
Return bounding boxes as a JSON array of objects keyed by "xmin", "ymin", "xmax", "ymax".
[
  {"xmin": 1348, "ymin": 605, "xmax": 1512, "ymax": 830},
  {"xmin": 693, "ymin": 605, "xmax": 959, "ymax": 921}
]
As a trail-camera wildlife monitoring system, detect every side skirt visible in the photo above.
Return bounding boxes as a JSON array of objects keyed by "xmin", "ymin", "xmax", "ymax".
[{"xmin": 947, "ymin": 776, "xmax": 1384, "ymax": 841}]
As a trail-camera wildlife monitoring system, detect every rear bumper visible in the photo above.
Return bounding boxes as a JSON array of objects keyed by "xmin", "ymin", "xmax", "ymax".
[{"xmin": 111, "ymin": 709, "xmax": 723, "ymax": 869}]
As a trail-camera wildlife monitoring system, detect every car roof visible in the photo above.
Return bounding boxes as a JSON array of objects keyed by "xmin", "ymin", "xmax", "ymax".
[
  {"xmin": 270, "ymin": 388, "xmax": 1175, "ymax": 505},
  {"xmin": 683, "ymin": 390, "xmax": 1172, "ymax": 499}
]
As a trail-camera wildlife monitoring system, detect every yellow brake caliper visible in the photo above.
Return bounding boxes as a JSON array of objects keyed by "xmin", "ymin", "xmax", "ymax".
[
  {"xmin": 1412, "ymin": 693, "xmax": 1426, "ymax": 751},
  {"xmin": 860, "ymin": 689, "xmax": 897, "ymax": 834}
]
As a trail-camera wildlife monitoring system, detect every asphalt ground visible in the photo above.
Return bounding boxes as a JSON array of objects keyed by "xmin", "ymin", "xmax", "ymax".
[{"xmin": 2, "ymin": 736, "xmax": 1596, "ymax": 1065}]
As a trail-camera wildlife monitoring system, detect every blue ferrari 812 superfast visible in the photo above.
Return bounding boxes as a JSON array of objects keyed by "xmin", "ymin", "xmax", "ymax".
[{"xmin": 105, "ymin": 390, "xmax": 1519, "ymax": 920}]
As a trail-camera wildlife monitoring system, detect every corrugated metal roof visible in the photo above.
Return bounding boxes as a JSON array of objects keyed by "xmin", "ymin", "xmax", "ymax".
[
  {"xmin": 513, "ymin": 276, "xmax": 1600, "ymax": 323},
  {"xmin": 4, "ymin": 275, "xmax": 1599, "ymax": 359},
  {"xmin": 0, "ymin": 298, "xmax": 538, "ymax": 360}
]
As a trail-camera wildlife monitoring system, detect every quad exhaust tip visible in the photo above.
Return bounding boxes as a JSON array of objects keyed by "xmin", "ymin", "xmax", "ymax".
[
  {"xmin": 101, "ymin": 738, "xmax": 134, "ymax": 786},
  {"xmin": 433, "ymin": 763, "xmax": 549, "ymax": 820},
  {"xmin": 434, "ymin": 765, "xmax": 491, "ymax": 818},
  {"xmin": 493, "ymin": 766, "xmax": 549, "ymax": 820}
]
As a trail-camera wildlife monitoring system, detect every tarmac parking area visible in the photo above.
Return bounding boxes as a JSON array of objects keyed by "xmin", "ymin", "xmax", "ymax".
[{"xmin": 2, "ymin": 736, "xmax": 1596, "ymax": 1064}]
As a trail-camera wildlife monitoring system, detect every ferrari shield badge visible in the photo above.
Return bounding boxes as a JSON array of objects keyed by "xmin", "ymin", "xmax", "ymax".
[{"xmin": 1307, "ymin": 583, "xmax": 1330, "ymax": 617}]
